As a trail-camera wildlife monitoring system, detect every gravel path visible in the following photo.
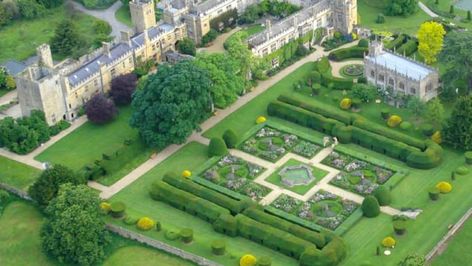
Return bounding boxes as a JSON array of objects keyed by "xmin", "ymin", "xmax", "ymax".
[{"xmin": 419, "ymin": 1, "xmax": 439, "ymax": 17}]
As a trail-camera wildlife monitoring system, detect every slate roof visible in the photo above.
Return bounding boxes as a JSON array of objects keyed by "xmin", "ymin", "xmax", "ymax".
[{"xmin": 1, "ymin": 60, "xmax": 27, "ymax": 76}]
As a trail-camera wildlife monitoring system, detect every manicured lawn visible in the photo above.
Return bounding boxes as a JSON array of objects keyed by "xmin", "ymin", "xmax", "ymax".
[
  {"xmin": 0, "ymin": 7, "xmax": 109, "ymax": 62},
  {"xmin": 35, "ymin": 107, "xmax": 152, "ymax": 186},
  {"xmin": 104, "ymin": 245, "xmax": 194, "ymax": 266},
  {"xmin": 431, "ymin": 217, "xmax": 472, "ymax": 266},
  {"xmin": 115, "ymin": 4, "xmax": 133, "ymax": 27},
  {"xmin": 357, "ymin": 0, "xmax": 431, "ymax": 35},
  {"xmin": 0, "ymin": 201, "xmax": 56, "ymax": 266},
  {"xmin": 266, "ymin": 158, "xmax": 328, "ymax": 195},
  {"xmin": 109, "ymin": 141, "xmax": 299, "ymax": 266},
  {"xmin": 0, "ymin": 156, "xmax": 40, "ymax": 191}
]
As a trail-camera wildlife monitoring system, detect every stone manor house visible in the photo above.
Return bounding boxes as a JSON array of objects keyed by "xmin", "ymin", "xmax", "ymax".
[
  {"xmin": 364, "ymin": 41, "xmax": 440, "ymax": 101},
  {"xmin": 15, "ymin": 0, "xmax": 358, "ymax": 125}
]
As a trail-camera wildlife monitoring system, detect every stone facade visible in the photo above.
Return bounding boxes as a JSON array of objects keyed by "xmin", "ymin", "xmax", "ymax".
[{"xmin": 364, "ymin": 41, "xmax": 439, "ymax": 102}]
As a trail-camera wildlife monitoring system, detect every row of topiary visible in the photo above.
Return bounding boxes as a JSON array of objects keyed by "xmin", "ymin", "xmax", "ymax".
[
  {"xmin": 310, "ymin": 57, "xmax": 354, "ymax": 90},
  {"xmin": 268, "ymin": 96, "xmax": 443, "ymax": 169},
  {"xmin": 150, "ymin": 172, "xmax": 348, "ymax": 266}
]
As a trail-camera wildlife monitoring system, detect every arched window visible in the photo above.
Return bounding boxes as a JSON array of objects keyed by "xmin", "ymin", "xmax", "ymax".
[
  {"xmin": 410, "ymin": 87, "xmax": 416, "ymax": 94},
  {"xmin": 379, "ymin": 74, "xmax": 384, "ymax": 82}
]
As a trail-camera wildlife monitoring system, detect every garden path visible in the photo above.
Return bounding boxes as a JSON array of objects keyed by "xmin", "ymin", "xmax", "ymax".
[
  {"xmin": 330, "ymin": 59, "xmax": 364, "ymax": 78},
  {"xmin": 197, "ymin": 27, "xmax": 241, "ymax": 54},
  {"xmin": 419, "ymin": 2, "xmax": 440, "ymax": 17}
]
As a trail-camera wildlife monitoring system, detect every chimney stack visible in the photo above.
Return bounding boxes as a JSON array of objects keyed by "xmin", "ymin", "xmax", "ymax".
[{"xmin": 120, "ymin": 31, "xmax": 132, "ymax": 47}]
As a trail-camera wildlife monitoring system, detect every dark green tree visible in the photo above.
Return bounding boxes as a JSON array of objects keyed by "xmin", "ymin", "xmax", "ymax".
[
  {"xmin": 361, "ymin": 196, "xmax": 380, "ymax": 218},
  {"xmin": 0, "ymin": 4, "xmax": 13, "ymax": 27},
  {"xmin": 386, "ymin": 0, "xmax": 418, "ymax": 16},
  {"xmin": 444, "ymin": 96, "xmax": 472, "ymax": 150},
  {"xmin": 440, "ymin": 31, "xmax": 472, "ymax": 96},
  {"xmin": 130, "ymin": 61, "xmax": 212, "ymax": 149},
  {"xmin": 177, "ymin": 37, "xmax": 196, "ymax": 56},
  {"xmin": 50, "ymin": 20, "xmax": 83, "ymax": 57},
  {"xmin": 208, "ymin": 137, "xmax": 228, "ymax": 157},
  {"xmin": 28, "ymin": 164, "xmax": 86, "ymax": 208},
  {"xmin": 223, "ymin": 129, "xmax": 238, "ymax": 148},
  {"xmin": 449, "ymin": 4, "xmax": 454, "ymax": 14},
  {"xmin": 41, "ymin": 184, "xmax": 110, "ymax": 265},
  {"xmin": 37, "ymin": 0, "xmax": 64, "ymax": 8},
  {"xmin": 17, "ymin": 0, "xmax": 46, "ymax": 19}
]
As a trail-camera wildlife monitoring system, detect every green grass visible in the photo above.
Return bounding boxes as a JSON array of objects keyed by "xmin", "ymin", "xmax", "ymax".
[
  {"xmin": 431, "ymin": 217, "xmax": 472, "ymax": 266},
  {"xmin": 35, "ymin": 106, "xmax": 152, "ymax": 186},
  {"xmin": 358, "ymin": 0, "xmax": 431, "ymax": 35},
  {"xmin": 266, "ymin": 159, "xmax": 328, "ymax": 195},
  {"xmin": 0, "ymin": 6, "xmax": 109, "ymax": 62},
  {"xmin": 115, "ymin": 4, "xmax": 133, "ymax": 27},
  {"xmin": 0, "ymin": 201, "xmax": 57, "ymax": 266},
  {"xmin": 424, "ymin": 0, "xmax": 472, "ymax": 30},
  {"xmin": 104, "ymin": 245, "xmax": 195, "ymax": 266},
  {"xmin": 0, "ymin": 156, "xmax": 40, "ymax": 191},
  {"xmin": 109, "ymin": 141, "xmax": 299, "ymax": 266}
]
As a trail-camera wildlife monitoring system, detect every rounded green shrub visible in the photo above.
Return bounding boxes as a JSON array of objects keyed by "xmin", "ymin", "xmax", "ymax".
[
  {"xmin": 257, "ymin": 256, "xmax": 272, "ymax": 266},
  {"xmin": 180, "ymin": 228, "xmax": 193, "ymax": 243},
  {"xmin": 208, "ymin": 138, "xmax": 228, "ymax": 157},
  {"xmin": 358, "ymin": 39, "xmax": 369, "ymax": 48},
  {"xmin": 352, "ymin": 98, "xmax": 362, "ymax": 109},
  {"xmin": 123, "ymin": 216, "xmax": 138, "ymax": 225},
  {"xmin": 165, "ymin": 230, "xmax": 180, "ymax": 241},
  {"xmin": 373, "ymin": 186, "xmax": 392, "ymax": 206},
  {"xmin": 465, "ymin": 151, "xmax": 472, "ymax": 165},
  {"xmin": 110, "ymin": 202, "xmax": 126, "ymax": 218},
  {"xmin": 393, "ymin": 220, "xmax": 407, "ymax": 235},
  {"xmin": 421, "ymin": 124, "xmax": 435, "ymax": 136},
  {"xmin": 381, "ymin": 109, "xmax": 390, "ymax": 120},
  {"xmin": 400, "ymin": 121, "xmax": 412, "ymax": 130},
  {"xmin": 361, "ymin": 196, "xmax": 380, "ymax": 218},
  {"xmin": 223, "ymin": 129, "xmax": 238, "ymax": 148},
  {"xmin": 211, "ymin": 239, "xmax": 226, "ymax": 255},
  {"xmin": 0, "ymin": 190, "xmax": 10, "ymax": 205},
  {"xmin": 428, "ymin": 187, "xmax": 440, "ymax": 201},
  {"xmin": 456, "ymin": 166, "xmax": 470, "ymax": 175}
]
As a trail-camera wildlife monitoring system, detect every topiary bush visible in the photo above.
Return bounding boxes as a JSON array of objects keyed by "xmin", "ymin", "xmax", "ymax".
[
  {"xmin": 137, "ymin": 217, "xmax": 155, "ymax": 231},
  {"xmin": 373, "ymin": 186, "xmax": 392, "ymax": 206},
  {"xmin": 211, "ymin": 239, "xmax": 226, "ymax": 255},
  {"xmin": 340, "ymin": 98, "xmax": 352, "ymax": 110},
  {"xmin": 182, "ymin": 170, "xmax": 192, "ymax": 178},
  {"xmin": 400, "ymin": 121, "xmax": 412, "ymax": 130},
  {"xmin": 156, "ymin": 221, "xmax": 162, "ymax": 231},
  {"xmin": 358, "ymin": 39, "xmax": 369, "ymax": 48},
  {"xmin": 428, "ymin": 187, "xmax": 440, "ymax": 201},
  {"xmin": 387, "ymin": 115, "xmax": 402, "ymax": 128},
  {"xmin": 455, "ymin": 166, "xmax": 470, "ymax": 175},
  {"xmin": 208, "ymin": 138, "xmax": 228, "ymax": 157},
  {"xmin": 361, "ymin": 196, "xmax": 380, "ymax": 218},
  {"xmin": 240, "ymin": 254, "xmax": 257, "ymax": 266},
  {"xmin": 381, "ymin": 109, "xmax": 390, "ymax": 120},
  {"xmin": 465, "ymin": 151, "xmax": 472, "ymax": 165},
  {"xmin": 256, "ymin": 116, "xmax": 267, "ymax": 124},
  {"xmin": 0, "ymin": 190, "xmax": 10, "ymax": 205},
  {"xmin": 421, "ymin": 124, "xmax": 435, "ymax": 136},
  {"xmin": 436, "ymin": 181, "xmax": 452, "ymax": 193},
  {"xmin": 180, "ymin": 228, "xmax": 194, "ymax": 243},
  {"xmin": 110, "ymin": 202, "xmax": 126, "ymax": 218},
  {"xmin": 223, "ymin": 129, "xmax": 238, "ymax": 148},
  {"xmin": 381, "ymin": 236, "xmax": 396, "ymax": 248},
  {"xmin": 393, "ymin": 220, "xmax": 407, "ymax": 235},
  {"xmin": 257, "ymin": 256, "xmax": 272, "ymax": 266},
  {"xmin": 99, "ymin": 202, "xmax": 111, "ymax": 214},
  {"xmin": 165, "ymin": 229, "xmax": 180, "ymax": 241},
  {"xmin": 431, "ymin": 131, "xmax": 442, "ymax": 144},
  {"xmin": 123, "ymin": 216, "xmax": 138, "ymax": 225}
]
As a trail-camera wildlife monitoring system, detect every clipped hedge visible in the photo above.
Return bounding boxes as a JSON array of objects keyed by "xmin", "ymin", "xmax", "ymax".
[
  {"xmin": 150, "ymin": 181, "xmax": 230, "ymax": 223},
  {"xmin": 208, "ymin": 138, "xmax": 228, "ymax": 157},
  {"xmin": 110, "ymin": 202, "xmax": 126, "ymax": 218},
  {"xmin": 180, "ymin": 228, "xmax": 194, "ymax": 243},
  {"xmin": 361, "ymin": 196, "xmax": 380, "ymax": 218},
  {"xmin": 162, "ymin": 172, "xmax": 247, "ymax": 214},
  {"xmin": 223, "ymin": 129, "xmax": 238, "ymax": 148},
  {"xmin": 328, "ymin": 46, "xmax": 368, "ymax": 61},
  {"xmin": 385, "ymin": 34, "xmax": 407, "ymax": 50},
  {"xmin": 243, "ymin": 208, "xmax": 326, "ymax": 248},
  {"xmin": 211, "ymin": 239, "xmax": 226, "ymax": 255},
  {"xmin": 397, "ymin": 39, "xmax": 418, "ymax": 56},
  {"xmin": 465, "ymin": 151, "xmax": 472, "ymax": 165},
  {"xmin": 373, "ymin": 186, "xmax": 392, "ymax": 206},
  {"xmin": 213, "ymin": 213, "xmax": 238, "ymax": 236}
]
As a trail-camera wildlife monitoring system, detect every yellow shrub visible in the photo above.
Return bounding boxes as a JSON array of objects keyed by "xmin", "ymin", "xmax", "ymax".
[
  {"xmin": 136, "ymin": 217, "xmax": 156, "ymax": 231},
  {"xmin": 381, "ymin": 236, "xmax": 396, "ymax": 248},
  {"xmin": 240, "ymin": 254, "xmax": 257, "ymax": 266},
  {"xmin": 339, "ymin": 98, "xmax": 352, "ymax": 110},
  {"xmin": 387, "ymin": 115, "xmax": 402, "ymax": 128},
  {"xmin": 182, "ymin": 170, "xmax": 192, "ymax": 178},
  {"xmin": 436, "ymin": 181, "xmax": 452, "ymax": 193},
  {"xmin": 256, "ymin": 116, "xmax": 266, "ymax": 124},
  {"xmin": 431, "ymin": 131, "xmax": 442, "ymax": 144},
  {"xmin": 100, "ymin": 202, "xmax": 111, "ymax": 213}
]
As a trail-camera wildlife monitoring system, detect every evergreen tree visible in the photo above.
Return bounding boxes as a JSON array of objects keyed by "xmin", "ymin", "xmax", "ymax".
[
  {"xmin": 444, "ymin": 96, "xmax": 472, "ymax": 150},
  {"xmin": 50, "ymin": 20, "xmax": 83, "ymax": 56}
]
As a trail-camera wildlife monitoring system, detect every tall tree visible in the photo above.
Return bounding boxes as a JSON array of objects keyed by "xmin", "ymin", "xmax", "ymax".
[
  {"xmin": 440, "ymin": 31, "xmax": 472, "ymax": 96},
  {"xmin": 50, "ymin": 20, "xmax": 83, "ymax": 57},
  {"xmin": 225, "ymin": 31, "xmax": 255, "ymax": 87},
  {"xmin": 177, "ymin": 37, "xmax": 196, "ymax": 56},
  {"xmin": 0, "ymin": 67, "xmax": 16, "ymax": 90},
  {"xmin": 386, "ymin": 0, "xmax": 418, "ymax": 16},
  {"xmin": 110, "ymin": 73, "xmax": 137, "ymax": 105},
  {"xmin": 417, "ymin": 21, "xmax": 445, "ymax": 64},
  {"xmin": 406, "ymin": 96, "xmax": 425, "ymax": 119},
  {"xmin": 41, "ymin": 184, "xmax": 110, "ymax": 265},
  {"xmin": 28, "ymin": 164, "xmax": 86, "ymax": 208},
  {"xmin": 37, "ymin": 0, "xmax": 64, "ymax": 8},
  {"xmin": 444, "ymin": 96, "xmax": 472, "ymax": 150},
  {"xmin": 130, "ymin": 61, "xmax": 212, "ymax": 149},
  {"xmin": 85, "ymin": 94, "xmax": 118, "ymax": 124},
  {"xmin": 425, "ymin": 98, "xmax": 445, "ymax": 129},
  {"xmin": 194, "ymin": 53, "xmax": 245, "ymax": 108}
]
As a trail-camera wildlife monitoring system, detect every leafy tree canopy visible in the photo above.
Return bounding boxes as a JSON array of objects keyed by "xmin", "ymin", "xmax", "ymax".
[
  {"xmin": 417, "ymin": 21, "xmax": 445, "ymax": 64},
  {"xmin": 130, "ymin": 61, "xmax": 212, "ymax": 149},
  {"xmin": 444, "ymin": 96, "xmax": 472, "ymax": 150},
  {"xmin": 386, "ymin": 0, "xmax": 418, "ymax": 16},
  {"xmin": 177, "ymin": 37, "xmax": 196, "ymax": 56},
  {"xmin": 50, "ymin": 20, "xmax": 84, "ymax": 57},
  {"xmin": 110, "ymin": 73, "xmax": 137, "ymax": 105},
  {"xmin": 86, "ymin": 94, "xmax": 118, "ymax": 124}
]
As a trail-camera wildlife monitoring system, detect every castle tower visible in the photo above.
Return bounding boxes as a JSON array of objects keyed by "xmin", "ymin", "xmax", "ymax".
[
  {"xmin": 129, "ymin": 0, "xmax": 157, "ymax": 33},
  {"xmin": 332, "ymin": 0, "xmax": 358, "ymax": 34},
  {"xmin": 36, "ymin": 44, "xmax": 54, "ymax": 68}
]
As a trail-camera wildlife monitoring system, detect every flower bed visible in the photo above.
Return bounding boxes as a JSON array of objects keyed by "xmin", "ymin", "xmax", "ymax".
[
  {"xmin": 323, "ymin": 152, "xmax": 395, "ymax": 195},
  {"xmin": 202, "ymin": 155, "xmax": 270, "ymax": 201},
  {"xmin": 240, "ymin": 127, "xmax": 321, "ymax": 162},
  {"xmin": 270, "ymin": 190, "xmax": 358, "ymax": 230}
]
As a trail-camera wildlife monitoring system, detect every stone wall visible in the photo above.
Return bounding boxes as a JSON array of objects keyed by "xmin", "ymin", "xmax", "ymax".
[
  {"xmin": 0, "ymin": 182, "xmax": 32, "ymax": 201},
  {"xmin": 106, "ymin": 224, "xmax": 222, "ymax": 266}
]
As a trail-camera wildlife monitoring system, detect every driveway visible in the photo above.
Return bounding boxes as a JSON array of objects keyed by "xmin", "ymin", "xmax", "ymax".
[{"xmin": 69, "ymin": 0, "xmax": 132, "ymax": 40}]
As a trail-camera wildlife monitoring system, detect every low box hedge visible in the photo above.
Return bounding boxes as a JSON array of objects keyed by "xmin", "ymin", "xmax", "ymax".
[
  {"xmin": 385, "ymin": 34, "xmax": 407, "ymax": 50},
  {"xmin": 397, "ymin": 39, "xmax": 418, "ymax": 56},
  {"xmin": 328, "ymin": 46, "xmax": 368, "ymax": 61}
]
